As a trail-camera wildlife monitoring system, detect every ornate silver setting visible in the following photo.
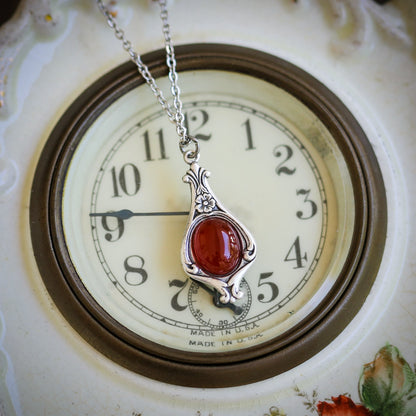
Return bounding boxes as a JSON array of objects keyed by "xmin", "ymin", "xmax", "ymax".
[{"xmin": 181, "ymin": 163, "xmax": 256, "ymax": 304}]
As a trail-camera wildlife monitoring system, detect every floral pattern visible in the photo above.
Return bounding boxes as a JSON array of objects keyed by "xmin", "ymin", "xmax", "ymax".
[
  {"xmin": 264, "ymin": 406, "xmax": 287, "ymax": 416},
  {"xmin": 195, "ymin": 193, "xmax": 216, "ymax": 213},
  {"xmin": 269, "ymin": 344, "xmax": 416, "ymax": 416},
  {"xmin": 359, "ymin": 345, "xmax": 416, "ymax": 416},
  {"xmin": 317, "ymin": 395, "xmax": 375, "ymax": 416}
]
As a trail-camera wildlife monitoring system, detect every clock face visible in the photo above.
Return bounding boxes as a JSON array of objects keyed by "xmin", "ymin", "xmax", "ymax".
[
  {"xmin": 30, "ymin": 44, "xmax": 386, "ymax": 387},
  {"xmin": 64, "ymin": 86, "xmax": 344, "ymax": 348}
]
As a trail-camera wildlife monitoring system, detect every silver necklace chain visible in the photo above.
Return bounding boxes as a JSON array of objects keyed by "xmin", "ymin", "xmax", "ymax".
[{"xmin": 96, "ymin": 0, "xmax": 199, "ymax": 162}]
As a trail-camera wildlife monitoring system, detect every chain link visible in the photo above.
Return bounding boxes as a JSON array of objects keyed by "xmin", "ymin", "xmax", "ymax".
[{"xmin": 96, "ymin": 0, "xmax": 195, "ymax": 158}]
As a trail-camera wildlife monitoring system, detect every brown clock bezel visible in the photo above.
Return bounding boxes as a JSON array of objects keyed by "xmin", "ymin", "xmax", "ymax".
[{"xmin": 30, "ymin": 43, "xmax": 387, "ymax": 387}]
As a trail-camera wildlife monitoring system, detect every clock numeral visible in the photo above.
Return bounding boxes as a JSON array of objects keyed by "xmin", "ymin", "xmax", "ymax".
[
  {"xmin": 242, "ymin": 118, "xmax": 256, "ymax": 150},
  {"xmin": 257, "ymin": 272, "xmax": 279, "ymax": 303},
  {"xmin": 111, "ymin": 164, "xmax": 141, "ymax": 197},
  {"xmin": 169, "ymin": 279, "xmax": 188, "ymax": 311},
  {"xmin": 143, "ymin": 128, "xmax": 169, "ymax": 161},
  {"xmin": 284, "ymin": 236, "xmax": 307, "ymax": 269},
  {"xmin": 124, "ymin": 255, "xmax": 148, "ymax": 286},
  {"xmin": 101, "ymin": 214, "xmax": 125, "ymax": 242},
  {"xmin": 296, "ymin": 189, "xmax": 318, "ymax": 220},
  {"xmin": 184, "ymin": 109, "xmax": 212, "ymax": 141},
  {"xmin": 274, "ymin": 144, "xmax": 296, "ymax": 175}
]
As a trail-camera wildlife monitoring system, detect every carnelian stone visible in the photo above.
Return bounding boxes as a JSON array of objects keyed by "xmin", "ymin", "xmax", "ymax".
[{"xmin": 191, "ymin": 217, "xmax": 242, "ymax": 277}]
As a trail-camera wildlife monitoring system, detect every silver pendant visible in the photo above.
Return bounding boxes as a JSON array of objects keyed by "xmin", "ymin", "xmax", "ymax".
[{"xmin": 181, "ymin": 162, "xmax": 257, "ymax": 304}]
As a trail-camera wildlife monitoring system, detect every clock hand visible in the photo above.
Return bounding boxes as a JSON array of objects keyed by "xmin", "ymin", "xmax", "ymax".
[
  {"xmin": 195, "ymin": 282, "xmax": 244, "ymax": 316},
  {"xmin": 90, "ymin": 209, "xmax": 189, "ymax": 220},
  {"xmin": 214, "ymin": 292, "xmax": 244, "ymax": 315}
]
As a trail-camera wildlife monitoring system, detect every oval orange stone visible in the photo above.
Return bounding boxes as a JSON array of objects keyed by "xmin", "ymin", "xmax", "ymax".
[{"xmin": 191, "ymin": 217, "xmax": 242, "ymax": 277}]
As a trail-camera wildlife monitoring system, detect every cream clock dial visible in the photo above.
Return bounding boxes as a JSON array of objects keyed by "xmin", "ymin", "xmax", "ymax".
[
  {"xmin": 30, "ymin": 44, "xmax": 386, "ymax": 387},
  {"xmin": 69, "ymin": 95, "xmax": 332, "ymax": 346}
]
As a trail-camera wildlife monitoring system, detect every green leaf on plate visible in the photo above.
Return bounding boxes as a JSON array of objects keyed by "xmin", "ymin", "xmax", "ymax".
[{"xmin": 359, "ymin": 344, "xmax": 416, "ymax": 416}]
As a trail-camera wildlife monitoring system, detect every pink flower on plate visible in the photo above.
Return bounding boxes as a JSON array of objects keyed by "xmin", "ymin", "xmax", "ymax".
[{"xmin": 317, "ymin": 395, "xmax": 376, "ymax": 416}]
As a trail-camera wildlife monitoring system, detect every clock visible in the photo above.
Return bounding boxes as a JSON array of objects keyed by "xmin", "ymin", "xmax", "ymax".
[{"xmin": 29, "ymin": 43, "xmax": 386, "ymax": 387}]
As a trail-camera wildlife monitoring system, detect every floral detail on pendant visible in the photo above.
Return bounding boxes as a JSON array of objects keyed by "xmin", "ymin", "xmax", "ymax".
[{"xmin": 195, "ymin": 192, "xmax": 216, "ymax": 213}]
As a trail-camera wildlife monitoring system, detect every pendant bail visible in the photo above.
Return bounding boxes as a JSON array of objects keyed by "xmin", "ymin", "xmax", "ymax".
[{"xmin": 180, "ymin": 135, "xmax": 200, "ymax": 164}]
